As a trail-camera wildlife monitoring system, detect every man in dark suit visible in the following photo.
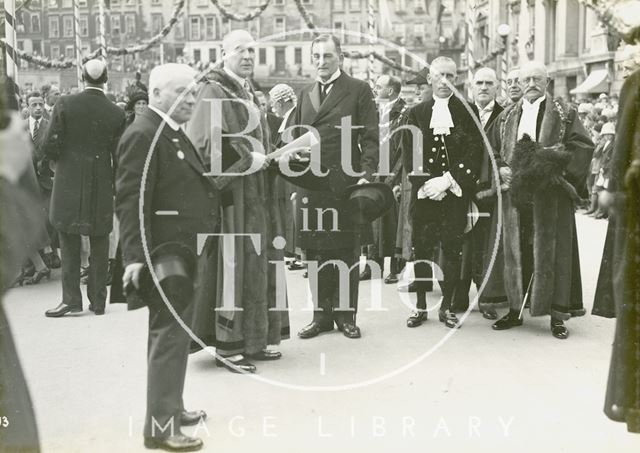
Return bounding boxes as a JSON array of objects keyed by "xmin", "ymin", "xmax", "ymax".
[
  {"xmin": 44, "ymin": 60, "xmax": 126, "ymax": 317},
  {"xmin": 361, "ymin": 74, "xmax": 409, "ymax": 284},
  {"xmin": 450, "ymin": 67, "xmax": 506, "ymax": 318},
  {"xmin": 293, "ymin": 34, "xmax": 379, "ymax": 339},
  {"xmin": 116, "ymin": 63, "xmax": 215, "ymax": 452},
  {"xmin": 402, "ymin": 56, "xmax": 483, "ymax": 329},
  {"xmin": 25, "ymin": 91, "xmax": 61, "ymax": 269}
]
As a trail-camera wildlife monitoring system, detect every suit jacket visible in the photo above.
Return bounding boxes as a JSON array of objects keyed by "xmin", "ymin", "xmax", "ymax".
[
  {"xmin": 293, "ymin": 71, "xmax": 379, "ymax": 249},
  {"xmin": 402, "ymin": 95, "xmax": 483, "ymax": 231},
  {"xmin": 116, "ymin": 108, "xmax": 220, "ymax": 276},
  {"xmin": 380, "ymin": 97, "xmax": 409, "ymax": 187},
  {"xmin": 44, "ymin": 89, "xmax": 125, "ymax": 235},
  {"xmin": 26, "ymin": 116, "xmax": 53, "ymax": 192}
]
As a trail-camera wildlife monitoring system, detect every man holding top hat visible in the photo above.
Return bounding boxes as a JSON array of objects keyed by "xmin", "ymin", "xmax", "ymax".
[
  {"xmin": 402, "ymin": 56, "xmax": 484, "ymax": 329},
  {"xmin": 290, "ymin": 34, "xmax": 379, "ymax": 340},
  {"xmin": 116, "ymin": 63, "xmax": 215, "ymax": 451},
  {"xmin": 43, "ymin": 59, "xmax": 126, "ymax": 318}
]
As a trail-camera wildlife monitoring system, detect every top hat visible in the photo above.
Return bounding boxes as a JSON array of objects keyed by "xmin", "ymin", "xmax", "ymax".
[
  {"xmin": 342, "ymin": 182, "xmax": 395, "ymax": 224},
  {"xmin": 274, "ymin": 159, "xmax": 331, "ymax": 192},
  {"xmin": 407, "ymin": 68, "xmax": 429, "ymax": 85},
  {"xmin": 127, "ymin": 242, "xmax": 197, "ymax": 310}
]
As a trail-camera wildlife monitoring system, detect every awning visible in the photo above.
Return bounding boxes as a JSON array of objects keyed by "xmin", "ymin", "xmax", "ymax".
[{"xmin": 570, "ymin": 69, "xmax": 610, "ymax": 94}]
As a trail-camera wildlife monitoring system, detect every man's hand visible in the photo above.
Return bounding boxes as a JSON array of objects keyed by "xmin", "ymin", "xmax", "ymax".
[
  {"xmin": 290, "ymin": 191, "xmax": 297, "ymax": 201},
  {"xmin": 357, "ymin": 178, "xmax": 368, "ymax": 185},
  {"xmin": 423, "ymin": 175, "xmax": 451, "ymax": 197},
  {"xmin": 250, "ymin": 152, "xmax": 270, "ymax": 170},
  {"xmin": 279, "ymin": 147, "xmax": 311, "ymax": 164},
  {"xmin": 123, "ymin": 263, "xmax": 145, "ymax": 290},
  {"xmin": 499, "ymin": 166, "xmax": 512, "ymax": 185},
  {"xmin": 392, "ymin": 184, "xmax": 401, "ymax": 199}
]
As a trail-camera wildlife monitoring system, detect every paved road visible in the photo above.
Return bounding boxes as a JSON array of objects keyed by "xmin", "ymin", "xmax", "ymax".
[{"xmin": 4, "ymin": 214, "xmax": 640, "ymax": 452}]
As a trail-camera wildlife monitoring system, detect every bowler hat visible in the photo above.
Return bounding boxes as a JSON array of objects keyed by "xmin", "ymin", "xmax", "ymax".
[
  {"xmin": 342, "ymin": 182, "xmax": 395, "ymax": 224},
  {"xmin": 274, "ymin": 159, "xmax": 331, "ymax": 192},
  {"xmin": 127, "ymin": 242, "xmax": 196, "ymax": 310}
]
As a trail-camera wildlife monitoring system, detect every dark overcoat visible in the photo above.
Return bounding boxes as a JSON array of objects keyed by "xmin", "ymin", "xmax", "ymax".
[
  {"xmin": 44, "ymin": 89, "xmax": 125, "ymax": 236},
  {"xmin": 293, "ymin": 71, "xmax": 379, "ymax": 250}
]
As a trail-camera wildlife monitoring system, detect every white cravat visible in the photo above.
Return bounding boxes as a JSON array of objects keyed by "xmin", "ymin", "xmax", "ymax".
[
  {"xmin": 517, "ymin": 96, "xmax": 545, "ymax": 141},
  {"xmin": 476, "ymin": 100, "xmax": 495, "ymax": 128},
  {"xmin": 430, "ymin": 95, "xmax": 454, "ymax": 136}
]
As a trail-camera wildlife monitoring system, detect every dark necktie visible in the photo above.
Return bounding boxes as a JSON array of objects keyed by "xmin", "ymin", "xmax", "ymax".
[
  {"xmin": 319, "ymin": 82, "xmax": 332, "ymax": 104},
  {"xmin": 32, "ymin": 119, "xmax": 39, "ymax": 142}
]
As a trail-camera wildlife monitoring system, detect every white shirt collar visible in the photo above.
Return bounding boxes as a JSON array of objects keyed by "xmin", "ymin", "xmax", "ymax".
[
  {"xmin": 475, "ymin": 100, "xmax": 495, "ymax": 113},
  {"xmin": 28, "ymin": 116, "xmax": 41, "ymax": 134},
  {"xmin": 316, "ymin": 69, "xmax": 341, "ymax": 86},
  {"xmin": 224, "ymin": 67, "xmax": 248, "ymax": 89},
  {"xmin": 85, "ymin": 86, "xmax": 105, "ymax": 93},
  {"xmin": 278, "ymin": 106, "xmax": 295, "ymax": 134},
  {"xmin": 522, "ymin": 95, "xmax": 546, "ymax": 110},
  {"xmin": 148, "ymin": 105, "xmax": 180, "ymax": 131}
]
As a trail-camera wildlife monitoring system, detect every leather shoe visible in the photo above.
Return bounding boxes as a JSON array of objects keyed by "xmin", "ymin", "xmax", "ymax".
[
  {"xmin": 298, "ymin": 321, "xmax": 333, "ymax": 339},
  {"xmin": 144, "ymin": 434, "xmax": 203, "ymax": 451},
  {"xmin": 246, "ymin": 349, "xmax": 282, "ymax": 361},
  {"xmin": 288, "ymin": 261, "xmax": 305, "ymax": 270},
  {"xmin": 438, "ymin": 309, "xmax": 461, "ymax": 329},
  {"xmin": 338, "ymin": 322, "xmax": 361, "ymax": 339},
  {"xmin": 482, "ymin": 309, "xmax": 498, "ymax": 320},
  {"xmin": 359, "ymin": 267, "xmax": 372, "ymax": 281},
  {"xmin": 215, "ymin": 356, "xmax": 256, "ymax": 374},
  {"xmin": 45, "ymin": 302, "xmax": 82, "ymax": 318},
  {"xmin": 384, "ymin": 273, "xmax": 399, "ymax": 284},
  {"xmin": 550, "ymin": 318, "xmax": 569, "ymax": 339},
  {"xmin": 492, "ymin": 311, "xmax": 523, "ymax": 330},
  {"xmin": 88, "ymin": 304, "xmax": 105, "ymax": 315},
  {"xmin": 406, "ymin": 311, "xmax": 428, "ymax": 328},
  {"xmin": 397, "ymin": 281, "xmax": 433, "ymax": 292},
  {"xmin": 180, "ymin": 410, "xmax": 207, "ymax": 427}
]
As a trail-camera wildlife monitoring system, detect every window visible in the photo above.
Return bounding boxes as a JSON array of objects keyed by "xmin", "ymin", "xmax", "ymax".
[
  {"xmin": 413, "ymin": 23, "xmax": 424, "ymax": 38},
  {"xmin": 78, "ymin": 0, "xmax": 87, "ymax": 6},
  {"xmin": 274, "ymin": 16, "xmax": 285, "ymax": 37},
  {"xmin": 334, "ymin": 21, "xmax": 345, "ymax": 42},
  {"xmin": 194, "ymin": 49, "xmax": 201, "ymax": 62},
  {"xmin": 247, "ymin": 18, "xmax": 260, "ymax": 38},
  {"xmin": 394, "ymin": 0, "xmax": 406, "ymax": 11},
  {"xmin": 174, "ymin": 19, "xmax": 184, "ymax": 39},
  {"xmin": 274, "ymin": 0, "xmax": 285, "ymax": 5},
  {"xmin": 31, "ymin": 13, "xmax": 41, "ymax": 33},
  {"xmin": 209, "ymin": 48, "xmax": 217, "ymax": 62},
  {"xmin": 189, "ymin": 16, "xmax": 201, "ymax": 41},
  {"xmin": 50, "ymin": 45, "xmax": 60, "ymax": 59},
  {"xmin": 333, "ymin": 0, "xmax": 344, "ymax": 10},
  {"xmin": 151, "ymin": 0, "xmax": 161, "ymax": 4},
  {"xmin": 65, "ymin": 45, "xmax": 74, "ymax": 59},
  {"xmin": 151, "ymin": 14, "xmax": 163, "ymax": 34},
  {"xmin": 301, "ymin": 0, "xmax": 312, "ymax": 4},
  {"xmin": 294, "ymin": 47, "xmax": 302, "ymax": 65},
  {"xmin": 111, "ymin": 15, "xmax": 121, "ymax": 34},
  {"xmin": 413, "ymin": 0, "xmax": 423, "ymax": 9},
  {"xmin": 79, "ymin": 15, "xmax": 88, "ymax": 37},
  {"xmin": 349, "ymin": 0, "xmax": 360, "ymax": 11},
  {"xmin": 125, "ymin": 14, "xmax": 136, "ymax": 34},
  {"xmin": 48, "ymin": 0, "xmax": 58, "ymax": 7},
  {"xmin": 112, "ymin": 0, "xmax": 121, "ymax": 5},
  {"xmin": 205, "ymin": 16, "xmax": 217, "ymax": 40},
  {"xmin": 62, "ymin": 0, "xmax": 71, "ymax": 7},
  {"xmin": 63, "ymin": 15, "xmax": 73, "ymax": 37},
  {"xmin": 258, "ymin": 47, "xmax": 267, "ymax": 65},
  {"xmin": 348, "ymin": 20, "xmax": 361, "ymax": 43}
]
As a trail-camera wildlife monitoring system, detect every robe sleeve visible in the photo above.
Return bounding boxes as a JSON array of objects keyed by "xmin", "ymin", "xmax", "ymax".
[{"xmin": 562, "ymin": 108, "xmax": 595, "ymax": 192}]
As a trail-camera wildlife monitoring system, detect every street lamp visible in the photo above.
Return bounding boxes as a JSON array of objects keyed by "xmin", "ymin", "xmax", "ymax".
[{"xmin": 497, "ymin": 23, "xmax": 511, "ymax": 100}]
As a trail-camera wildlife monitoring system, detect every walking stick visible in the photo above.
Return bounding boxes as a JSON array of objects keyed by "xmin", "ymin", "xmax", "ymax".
[{"xmin": 518, "ymin": 275, "xmax": 534, "ymax": 320}]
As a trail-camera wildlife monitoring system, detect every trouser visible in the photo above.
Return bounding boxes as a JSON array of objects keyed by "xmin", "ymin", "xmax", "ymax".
[
  {"xmin": 58, "ymin": 231, "xmax": 109, "ymax": 310},
  {"xmin": 413, "ymin": 238, "xmax": 463, "ymax": 312},
  {"xmin": 306, "ymin": 247, "xmax": 359, "ymax": 326},
  {"xmin": 144, "ymin": 300, "xmax": 195, "ymax": 439}
]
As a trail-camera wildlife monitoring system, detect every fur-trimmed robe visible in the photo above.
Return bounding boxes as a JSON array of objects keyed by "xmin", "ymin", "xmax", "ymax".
[
  {"xmin": 187, "ymin": 68, "xmax": 289, "ymax": 356},
  {"xmin": 489, "ymin": 97, "xmax": 593, "ymax": 319}
]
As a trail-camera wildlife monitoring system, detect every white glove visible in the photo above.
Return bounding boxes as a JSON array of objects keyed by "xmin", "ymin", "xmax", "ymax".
[
  {"xmin": 123, "ymin": 263, "xmax": 145, "ymax": 290},
  {"xmin": 418, "ymin": 175, "xmax": 451, "ymax": 200}
]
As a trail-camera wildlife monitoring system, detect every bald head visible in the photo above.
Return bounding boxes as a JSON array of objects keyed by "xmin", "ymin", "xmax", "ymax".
[
  {"xmin": 222, "ymin": 30, "xmax": 256, "ymax": 78},
  {"xmin": 83, "ymin": 59, "xmax": 108, "ymax": 86},
  {"xmin": 519, "ymin": 61, "xmax": 549, "ymax": 102},
  {"xmin": 472, "ymin": 67, "xmax": 498, "ymax": 108}
]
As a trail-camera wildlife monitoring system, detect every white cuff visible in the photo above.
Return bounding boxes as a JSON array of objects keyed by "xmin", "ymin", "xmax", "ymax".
[{"xmin": 444, "ymin": 171, "xmax": 462, "ymax": 197}]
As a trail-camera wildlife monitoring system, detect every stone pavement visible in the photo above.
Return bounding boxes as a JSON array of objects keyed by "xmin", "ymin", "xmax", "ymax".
[{"xmin": 3, "ymin": 214, "xmax": 640, "ymax": 452}]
